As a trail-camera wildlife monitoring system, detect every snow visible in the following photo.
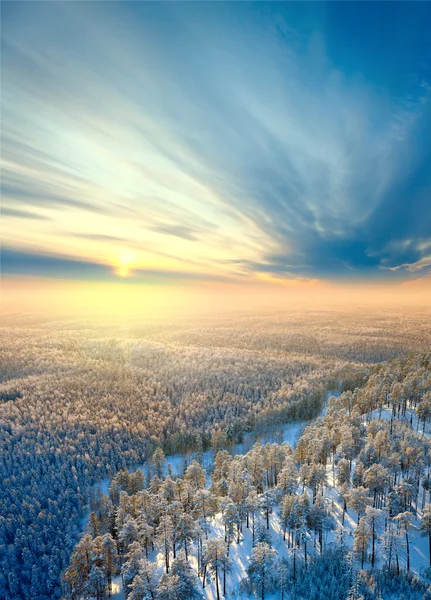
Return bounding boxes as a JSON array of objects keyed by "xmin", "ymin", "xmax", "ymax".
[
  {"xmin": 110, "ymin": 577, "xmax": 125, "ymax": 600},
  {"xmin": 81, "ymin": 388, "xmax": 431, "ymax": 597},
  {"xmin": 112, "ymin": 510, "xmax": 301, "ymax": 599},
  {"xmin": 80, "ymin": 390, "xmax": 338, "ymax": 532},
  {"xmin": 97, "ymin": 390, "xmax": 341, "ymax": 598}
]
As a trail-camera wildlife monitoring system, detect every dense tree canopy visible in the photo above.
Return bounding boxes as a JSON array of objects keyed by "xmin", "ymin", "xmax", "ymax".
[
  {"xmin": 0, "ymin": 310, "xmax": 430, "ymax": 599},
  {"xmin": 63, "ymin": 349, "xmax": 431, "ymax": 600}
]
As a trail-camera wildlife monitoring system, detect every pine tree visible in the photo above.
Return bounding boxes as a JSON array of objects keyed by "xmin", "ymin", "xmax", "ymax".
[
  {"xmin": 365, "ymin": 507, "xmax": 383, "ymax": 567},
  {"xmin": 280, "ymin": 494, "xmax": 294, "ymax": 542},
  {"xmin": 100, "ymin": 534, "xmax": 118, "ymax": 593},
  {"xmin": 276, "ymin": 458, "xmax": 298, "ymax": 496},
  {"xmin": 395, "ymin": 511, "xmax": 413, "ymax": 571},
  {"xmin": 353, "ymin": 517, "xmax": 371, "ymax": 569},
  {"xmin": 170, "ymin": 553, "xmax": 203, "ymax": 599},
  {"xmin": 246, "ymin": 542, "xmax": 277, "ymax": 600},
  {"xmin": 417, "ymin": 395, "xmax": 431, "ymax": 433},
  {"xmin": 364, "ymin": 464, "xmax": 390, "ymax": 508},
  {"xmin": 157, "ymin": 573, "xmax": 181, "ymax": 600},
  {"xmin": 129, "ymin": 469, "xmax": 146, "ymax": 495},
  {"xmin": 137, "ymin": 518, "xmax": 154, "ymax": 559},
  {"xmin": 254, "ymin": 521, "xmax": 272, "ymax": 547},
  {"xmin": 211, "ymin": 451, "xmax": 233, "ymax": 485},
  {"xmin": 167, "ymin": 501, "xmax": 183, "ymax": 560},
  {"xmin": 203, "ymin": 539, "xmax": 229, "ymax": 600},
  {"xmin": 380, "ymin": 518, "xmax": 403, "ymax": 573},
  {"xmin": 339, "ymin": 483, "xmax": 350, "ymax": 526},
  {"xmin": 130, "ymin": 559, "xmax": 158, "ymax": 600},
  {"xmin": 176, "ymin": 512, "xmax": 197, "ymax": 561},
  {"xmin": 222, "ymin": 501, "xmax": 239, "ymax": 552},
  {"xmin": 422, "ymin": 475, "xmax": 431, "ymax": 508},
  {"xmin": 352, "ymin": 462, "xmax": 365, "ymax": 488},
  {"xmin": 119, "ymin": 516, "xmax": 140, "ymax": 553},
  {"xmin": 246, "ymin": 489, "xmax": 260, "ymax": 543},
  {"xmin": 347, "ymin": 487, "xmax": 372, "ymax": 524},
  {"xmin": 276, "ymin": 558, "xmax": 289, "ymax": 600},
  {"xmin": 122, "ymin": 541, "xmax": 143, "ymax": 592},
  {"xmin": 306, "ymin": 463, "xmax": 327, "ymax": 503},
  {"xmin": 337, "ymin": 458, "xmax": 351, "ymax": 487},
  {"xmin": 86, "ymin": 564, "xmax": 105, "ymax": 600},
  {"xmin": 157, "ymin": 514, "xmax": 174, "ymax": 574},
  {"xmin": 129, "ymin": 575, "xmax": 151, "ymax": 600},
  {"xmin": 260, "ymin": 490, "xmax": 276, "ymax": 530},
  {"xmin": 62, "ymin": 534, "xmax": 95, "ymax": 597},
  {"xmin": 88, "ymin": 511, "xmax": 100, "ymax": 538},
  {"xmin": 152, "ymin": 448, "xmax": 166, "ymax": 479},
  {"xmin": 160, "ymin": 476, "xmax": 179, "ymax": 504},
  {"xmin": 420, "ymin": 503, "xmax": 431, "ymax": 566},
  {"xmin": 308, "ymin": 496, "xmax": 332, "ymax": 554},
  {"xmin": 184, "ymin": 461, "xmax": 206, "ymax": 492}
]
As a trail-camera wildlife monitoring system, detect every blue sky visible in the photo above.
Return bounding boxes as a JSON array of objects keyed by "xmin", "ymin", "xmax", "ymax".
[{"xmin": 2, "ymin": 1, "xmax": 431, "ymax": 286}]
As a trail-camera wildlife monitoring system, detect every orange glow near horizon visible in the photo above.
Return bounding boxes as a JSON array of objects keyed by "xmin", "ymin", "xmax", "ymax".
[{"xmin": 2, "ymin": 276, "xmax": 430, "ymax": 323}]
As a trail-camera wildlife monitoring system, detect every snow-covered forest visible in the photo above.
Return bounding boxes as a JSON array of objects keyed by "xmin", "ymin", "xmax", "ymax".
[
  {"xmin": 1, "ymin": 309, "xmax": 430, "ymax": 599},
  {"xmin": 64, "ymin": 351, "xmax": 431, "ymax": 600}
]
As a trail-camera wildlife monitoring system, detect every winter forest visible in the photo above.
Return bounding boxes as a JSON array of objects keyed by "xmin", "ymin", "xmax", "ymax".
[
  {"xmin": 3, "ymin": 0, "xmax": 431, "ymax": 597},
  {"xmin": 1, "ymin": 309, "xmax": 431, "ymax": 600}
]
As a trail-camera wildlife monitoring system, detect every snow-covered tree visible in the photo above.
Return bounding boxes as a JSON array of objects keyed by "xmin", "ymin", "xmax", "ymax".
[
  {"xmin": 203, "ymin": 539, "xmax": 230, "ymax": 600},
  {"xmin": 246, "ymin": 542, "xmax": 277, "ymax": 600},
  {"xmin": 347, "ymin": 487, "xmax": 372, "ymax": 524},
  {"xmin": 420, "ymin": 503, "xmax": 431, "ymax": 567},
  {"xmin": 395, "ymin": 511, "xmax": 413, "ymax": 571},
  {"xmin": 169, "ymin": 553, "xmax": 203, "ymax": 599},
  {"xmin": 353, "ymin": 517, "xmax": 371, "ymax": 569},
  {"xmin": 365, "ymin": 507, "xmax": 383, "ymax": 567},
  {"xmin": 157, "ymin": 514, "xmax": 174, "ymax": 574},
  {"xmin": 122, "ymin": 541, "xmax": 143, "ymax": 593},
  {"xmin": 152, "ymin": 448, "xmax": 166, "ymax": 479},
  {"xmin": 129, "ymin": 575, "xmax": 152, "ymax": 600}
]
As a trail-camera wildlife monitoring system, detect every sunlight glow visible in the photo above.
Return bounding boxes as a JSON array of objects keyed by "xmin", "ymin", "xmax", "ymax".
[
  {"xmin": 1, "ymin": 1, "xmax": 430, "ymax": 309},
  {"xmin": 110, "ymin": 582, "xmax": 120, "ymax": 594},
  {"xmin": 114, "ymin": 250, "xmax": 136, "ymax": 278}
]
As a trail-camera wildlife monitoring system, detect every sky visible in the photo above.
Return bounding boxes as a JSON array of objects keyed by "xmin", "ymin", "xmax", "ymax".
[{"xmin": 1, "ymin": 1, "xmax": 431, "ymax": 314}]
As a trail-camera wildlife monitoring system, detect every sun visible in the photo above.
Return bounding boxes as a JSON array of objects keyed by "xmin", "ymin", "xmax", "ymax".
[{"xmin": 114, "ymin": 250, "xmax": 136, "ymax": 278}]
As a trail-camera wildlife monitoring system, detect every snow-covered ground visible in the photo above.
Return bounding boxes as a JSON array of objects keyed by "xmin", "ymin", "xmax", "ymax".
[
  {"xmin": 83, "ymin": 391, "xmax": 431, "ymax": 598},
  {"xmin": 94, "ymin": 391, "xmax": 341, "ymax": 599},
  {"xmin": 110, "ymin": 507, "xmax": 322, "ymax": 600},
  {"xmin": 81, "ymin": 390, "xmax": 338, "ymax": 532}
]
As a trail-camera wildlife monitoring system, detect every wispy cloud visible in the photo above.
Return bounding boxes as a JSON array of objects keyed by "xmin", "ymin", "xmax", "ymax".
[
  {"xmin": 1, "ymin": 207, "xmax": 50, "ymax": 220},
  {"xmin": 1, "ymin": 247, "xmax": 235, "ymax": 284},
  {"xmin": 2, "ymin": 2, "xmax": 430, "ymax": 283},
  {"xmin": 149, "ymin": 225, "xmax": 200, "ymax": 242},
  {"xmin": 71, "ymin": 233, "xmax": 127, "ymax": 243}
]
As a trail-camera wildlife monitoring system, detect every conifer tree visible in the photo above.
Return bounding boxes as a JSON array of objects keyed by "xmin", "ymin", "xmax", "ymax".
[
  {"xmin": 365, "ymin": 507, "xmax": 383, "ymax": 567},
  {"xmin": 395, "ymin": 511, "xmax": 413, "ymax": 571},
  {"xmin": 203, "ymin": 539, "xmax": 229, "ymax": 600},
  {"xmin": 152, "ymin": 448, "xmax": 166, "ymax": 479},
  {"xmin": 353, "ymin": 517, "xmax": 371, "ymax": 569},
  {"xmin": 157, "ymin": 514, "xmax": 174, "ymax": 574},
  {"xmin": 420, "ymin": 503, "xmax": 431, "ymax": 566},
  {"xmin": 246, "ymin": 542, "xmax": 277, "ymax": 600}
]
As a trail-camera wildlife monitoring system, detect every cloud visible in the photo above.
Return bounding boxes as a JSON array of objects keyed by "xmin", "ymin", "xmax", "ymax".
[
  {"xmin": 385, "ymin": 255, "xmax": 431, "ymax": 273},
  {"xmin": 71, "ymin": 233, "xmax": 127, "ymax": 242},
  {"xmin": 149, "ymin": 225, "xmax": 200, "ymax": 241},
  {"xmin": 1, "ymin": 207, "xmax": 50, "ymax": 220},
  {"xmin": 0, "ymin": 247, "xmax": 234, "ymax": 283},
  {"xmin": 1, "ymin": 2, "xmax": 431, "ymax": 282},
  {"xmin": 1, "ymin": 248, "xmax": 112, "ymax": 280}
]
